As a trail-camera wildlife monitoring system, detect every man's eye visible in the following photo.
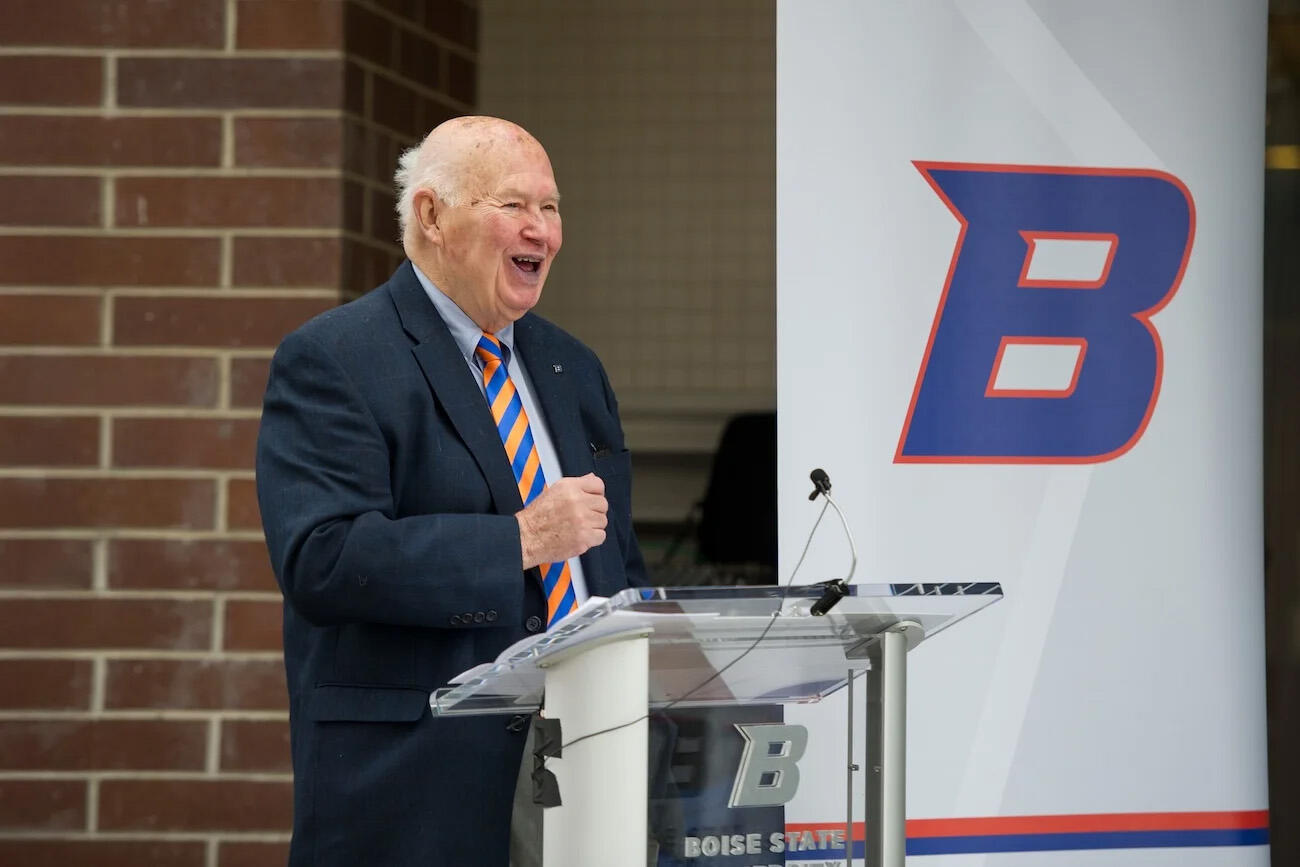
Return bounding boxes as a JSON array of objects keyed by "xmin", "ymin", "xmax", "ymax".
[
  {"xmin": 502, "ymin": 202, "xmax": 522, "ymax": 209},
  {"xmin": 543, "ymin": 204, "xmax": 558, "ymax": 212}
]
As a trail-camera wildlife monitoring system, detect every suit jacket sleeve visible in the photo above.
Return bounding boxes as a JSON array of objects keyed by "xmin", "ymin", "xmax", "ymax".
[{"xmin": 256, "ymin": 329, "xmax": 527, "ymax": 629}]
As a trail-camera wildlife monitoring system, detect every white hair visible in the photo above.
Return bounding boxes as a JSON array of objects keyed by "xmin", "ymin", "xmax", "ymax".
[{"xmin": 393, "ymin": 141, "xmax": 464, "ymax": 247}]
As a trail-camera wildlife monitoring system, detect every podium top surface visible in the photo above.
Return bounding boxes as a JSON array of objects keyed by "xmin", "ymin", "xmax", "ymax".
[{"xmin": 430, "ymin": 582, "xmax": 1001, "ymax": 716}]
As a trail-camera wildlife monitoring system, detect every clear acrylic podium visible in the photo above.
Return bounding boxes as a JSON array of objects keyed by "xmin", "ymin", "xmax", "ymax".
[{"xmin": 430, "ymin": 582, "xmax": 1002, "ymax": 867}]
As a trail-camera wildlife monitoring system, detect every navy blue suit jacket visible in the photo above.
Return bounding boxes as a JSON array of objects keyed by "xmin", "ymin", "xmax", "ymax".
[{"xmin": 256, "ymin": 262, "xmax": 647, "ymax": 866}]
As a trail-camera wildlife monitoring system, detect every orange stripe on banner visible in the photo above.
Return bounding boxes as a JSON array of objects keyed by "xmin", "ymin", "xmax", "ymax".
[
  {"xmin": 786, "ymin": 810, "xmax": 1270, "ymax": 840},
  {"xmin": 491, "ymin": 379, "xmax": 516, "ymax": 419},
  {"xmin": 909, "ymin": 811, "xmax": 1271, "ymax": 837}
]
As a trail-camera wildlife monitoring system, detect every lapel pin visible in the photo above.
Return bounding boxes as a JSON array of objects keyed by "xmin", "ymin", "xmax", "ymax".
[{"xmin": 552, "ymin": 364, "xmax": 563, "ymax": 374}]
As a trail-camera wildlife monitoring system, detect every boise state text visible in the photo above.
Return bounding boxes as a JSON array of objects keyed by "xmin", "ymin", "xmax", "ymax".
[
  {"xmin": 682, "ymin": 828, "xmax": 847, "ymax": 861},
  {"xmin": 897, "ymin": 163, "xmax": 1195, "ymax": 464}
]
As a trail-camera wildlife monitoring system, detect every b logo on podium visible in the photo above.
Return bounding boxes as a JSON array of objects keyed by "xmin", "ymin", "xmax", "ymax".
[{"xmin": 728, "ymin": 723, "xmax": 809, "ymax": 808}]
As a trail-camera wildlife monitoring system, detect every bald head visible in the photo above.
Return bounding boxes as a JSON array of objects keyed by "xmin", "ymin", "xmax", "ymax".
[
  {"xmin": 395, "ymin": 116, "xmax": 549, "ymax": 247},
  {"xmin": 394, "ymin": 116, "xmax": 563, "ymax": 333}
]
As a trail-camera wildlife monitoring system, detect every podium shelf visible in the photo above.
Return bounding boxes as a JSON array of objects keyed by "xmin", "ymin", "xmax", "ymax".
[{"xmin": 430, "ymin": 582, "xmax": 1001, "ymax": 716}]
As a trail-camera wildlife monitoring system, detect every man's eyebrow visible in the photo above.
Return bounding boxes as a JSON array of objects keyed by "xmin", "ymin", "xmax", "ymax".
[{"xmin": 497, "ymin": 188, "xmax": 562, "ymax": 203}]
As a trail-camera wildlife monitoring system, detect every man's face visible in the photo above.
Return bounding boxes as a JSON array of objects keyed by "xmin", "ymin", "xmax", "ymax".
[{"xmin": 435, "ymin": 142, "xmax": 562, "ymax": 333}]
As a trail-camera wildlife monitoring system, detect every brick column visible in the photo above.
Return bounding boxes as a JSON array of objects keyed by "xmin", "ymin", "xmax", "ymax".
[{"xmin": 0, "ymin": 2, "xmax": 475, "ymax": 865}]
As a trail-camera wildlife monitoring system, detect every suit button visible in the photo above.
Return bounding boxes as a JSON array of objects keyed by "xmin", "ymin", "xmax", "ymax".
[
  {"xmin": 525, "ymin": 615, "xmax": 543, "ymax": 633},
  {"xmin": 473, "ymin": 611, "xmax": 485, "ymax": 623},
  {"xmin": 486, "ymin": 610, "xmax": 498, "ymax": 622},
  {"xmin": 506, "ymin": 714, "xmax": 528, "ymax": 732},
  {"xmin": 449, "ymin": 614, "xmax": 461, "ymax": 625},
  {"xmin": 462, "ymin": 612, "xmax": 473, "ymax": 624}
]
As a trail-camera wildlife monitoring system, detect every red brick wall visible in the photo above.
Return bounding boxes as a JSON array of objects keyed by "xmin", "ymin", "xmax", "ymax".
[{"xmin": 0, "ymin": 2, "xmax": 475, "ymax": 864}]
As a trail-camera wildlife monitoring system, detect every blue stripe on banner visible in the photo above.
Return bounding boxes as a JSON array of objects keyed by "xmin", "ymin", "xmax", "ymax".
[
  {"xmin": 782, "ymin": 828, "xmax": 1269, "ymax": 860},
  {"xmin": 909, "ymin": 828, "xmax": 1270, "ymax": 855}
]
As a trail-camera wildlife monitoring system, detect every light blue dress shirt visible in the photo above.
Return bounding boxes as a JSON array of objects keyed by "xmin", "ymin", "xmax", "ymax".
[{"xmin": 411, "ymin": 264, "xmax": 589, "ymax": 604}]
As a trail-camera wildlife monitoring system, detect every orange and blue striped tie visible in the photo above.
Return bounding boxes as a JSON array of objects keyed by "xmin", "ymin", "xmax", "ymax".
[{"xmin": 475, "ymin": 332, "xmax": 577, "ymax": 628}]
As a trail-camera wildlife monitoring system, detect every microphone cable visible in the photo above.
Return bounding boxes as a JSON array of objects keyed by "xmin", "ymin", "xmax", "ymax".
[{"xmin": 558, "ymin": 468, "xmax": 853, "ymax": 752}]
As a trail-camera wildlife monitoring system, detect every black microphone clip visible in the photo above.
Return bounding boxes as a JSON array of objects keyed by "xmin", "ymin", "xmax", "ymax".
[
  {"xmin": 810, "ymin": 579, "xmax": 848, "ymax": 616},
  {"xmin": 808, "ymin": 468, "xmax": 831, "ymax": 501}
]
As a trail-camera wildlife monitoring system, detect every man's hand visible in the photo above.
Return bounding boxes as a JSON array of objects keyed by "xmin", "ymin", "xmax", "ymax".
[{"xmin": 516, "ymin": 473, "xmax": 608, "ymax": 569}]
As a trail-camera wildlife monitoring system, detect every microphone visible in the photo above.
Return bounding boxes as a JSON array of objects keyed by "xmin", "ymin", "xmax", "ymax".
[
  {"xmin": 808, "ymin": 468, "xmax": 831, "ymax": 500},
  {"xmin": 810, "ymin": 578, "xmax": 848, "ymax": 616}
]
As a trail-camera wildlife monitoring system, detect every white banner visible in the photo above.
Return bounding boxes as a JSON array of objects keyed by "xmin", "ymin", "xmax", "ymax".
[{"xmin": 776, "ymin": 1, "xmax": 1269, "ymax": 863}]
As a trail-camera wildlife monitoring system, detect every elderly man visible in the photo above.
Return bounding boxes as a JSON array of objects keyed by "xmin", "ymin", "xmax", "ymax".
[{"xmin": 256, "ymin": 116, "xmax": 647, "ymax": 867}]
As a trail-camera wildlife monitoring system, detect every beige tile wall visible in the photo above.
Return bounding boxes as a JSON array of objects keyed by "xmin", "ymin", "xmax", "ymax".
[{"xmin": 479, "ymin": 0, "xmax": 776, "ymax": 467}]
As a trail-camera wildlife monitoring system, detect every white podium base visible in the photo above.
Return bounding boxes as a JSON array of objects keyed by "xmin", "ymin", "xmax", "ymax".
[{"xmin": 542, "ymin": 633, "xmax": 649, "ymax": 867}]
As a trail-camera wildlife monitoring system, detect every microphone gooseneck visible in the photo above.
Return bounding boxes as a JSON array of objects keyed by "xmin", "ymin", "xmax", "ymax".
[
  {"xmin": 558, "ymin": 466, "xmax": 862, "ymax": 750},
  {"xmin": 807, "ymin": 468, "xmax": 858, "ymax": 615}
]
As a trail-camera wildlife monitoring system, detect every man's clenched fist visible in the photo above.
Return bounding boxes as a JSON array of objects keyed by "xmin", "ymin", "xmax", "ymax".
[{"xmin": 516, "ymin": 473, "xmax": 608, "ymax": 569}]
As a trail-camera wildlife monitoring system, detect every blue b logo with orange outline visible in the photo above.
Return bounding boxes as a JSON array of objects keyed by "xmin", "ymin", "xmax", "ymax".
[{"xmin": 896, "ymin": 162, "xmax": 1195, "ymax": 464}]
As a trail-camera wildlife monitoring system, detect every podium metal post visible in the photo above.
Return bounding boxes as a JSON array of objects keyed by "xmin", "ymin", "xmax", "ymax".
[{"xmin": 865, "ymin": 627, "xmax": 908, "ymax": 867}]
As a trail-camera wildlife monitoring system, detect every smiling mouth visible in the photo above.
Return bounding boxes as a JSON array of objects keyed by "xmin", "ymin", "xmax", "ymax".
[{"xmin": 511, "ymin": 256, "xmax": 542, "ymax": 274}]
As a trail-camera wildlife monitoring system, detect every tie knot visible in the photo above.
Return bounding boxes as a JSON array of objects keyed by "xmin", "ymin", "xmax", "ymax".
[{"xmin": 475, "ymin": 333, "xmax": 505, "ymax": 365}]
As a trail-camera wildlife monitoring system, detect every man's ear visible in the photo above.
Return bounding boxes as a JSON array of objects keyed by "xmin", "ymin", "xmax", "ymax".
[{"xmin": 413, "ymin": 189, "xmax": 443, "ymax": 245}]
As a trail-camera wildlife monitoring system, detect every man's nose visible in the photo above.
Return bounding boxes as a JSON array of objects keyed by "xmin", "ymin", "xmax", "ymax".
[{"xmin": 520, "ymin": 208, "xmax": 547, "ymax": 240}]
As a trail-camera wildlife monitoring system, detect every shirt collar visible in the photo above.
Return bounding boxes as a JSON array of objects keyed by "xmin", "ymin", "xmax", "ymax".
[{"xmin": 410, "ymin": 262, "xmax": 515, "ymax": 366}]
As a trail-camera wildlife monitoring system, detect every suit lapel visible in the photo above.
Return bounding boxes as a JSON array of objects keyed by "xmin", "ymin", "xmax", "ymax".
[
  {"xmin": 389, "ymin": 264, "xmax": 524, "ymax": 517},
  {"xmin": 513, "ymin": 316, "xmax": 609, "ymax": 595},
  {"xmin": 390, "ymin": 265, "xmax": 613, "ymax": 597},
  {"xmin": 512, "ymin": 316, "xmax": 593, "ymax": 480}
]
